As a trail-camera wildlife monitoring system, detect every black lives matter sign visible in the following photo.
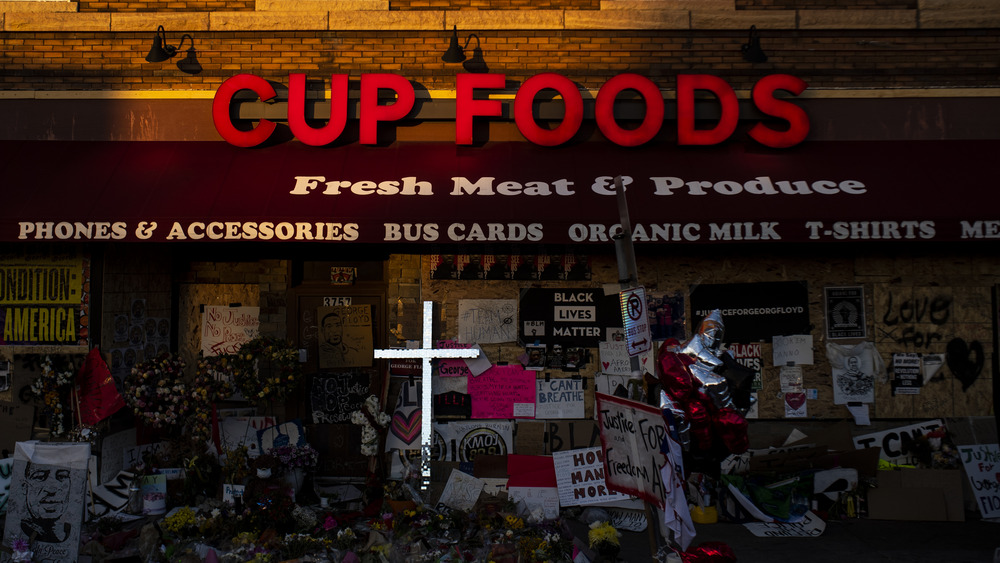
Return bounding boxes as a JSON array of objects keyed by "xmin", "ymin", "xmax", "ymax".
[{"xmin": 518, "ymin": 288, "xmax": 621, "ymax": 346}]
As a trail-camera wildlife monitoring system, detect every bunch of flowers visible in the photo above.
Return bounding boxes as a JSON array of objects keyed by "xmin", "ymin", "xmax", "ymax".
[
  {"xmin": 10, "ymin": 537, "xmax": 32, "ymax": 562},
  {"xmin": 193, "ymin": 354, "xmax": 235, "ymax": 402},
  {"xmin": 350, "ymin": 395, "xmax": 390, "ymax": 456},
  {"xmin": 266, "ymin": 443, "xmax": 319, "ymax": 470},
  {"xmin": 227, "ymin": 337, "xmax": 302, "ymax": 405},
  {"xmin": 29, "ymin": 356, "xmax": 75, "ymax": 437},
  {"xmin": 162, "ymin": 506, "xmax": 198, "ymax": 536},
  {"xmin": 123, "ymin": 354, "xmax": 192, "ymax": 429},
  {"xmin": 222, "ymin": 445, "xmax": 252, "ymax": 484},
  {"xmin": 588, "ymin": 520, "xmax": 621, "ymax": 559}
]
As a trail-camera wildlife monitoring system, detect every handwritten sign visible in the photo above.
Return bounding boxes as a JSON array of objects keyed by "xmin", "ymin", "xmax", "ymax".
[
  {"xmin": 458, "ymin": 299, "xmax": 517, "ymax": 344},
  {"xmin": 310, "ymin": 372, "xmax": 370, "ymax": 424},
  {"xmin": 596, "ymin": 393, "xmax": 667, "ymax": 508},
  {"xmin": 467, "ymin": 365, "xmax": 536, "ymax": 419},
  {"xmin": 853, "ymin": 419, "xmax": 944, "ymax": 465},
  {"xmin": 772, "ymin": 334, "xmax": 813, "ymax": 366},
  {"xmin": 201, "ymin": 305, "xmax": 260, "ymax": 357},
  {"xmin": 553, "ymin": 447, "xmax": 628, "ymax": 507},
  {"xmin": 222, "ymin": 483, "xmax": 245, "ymax": 505},
  {"xmin": 599, "ymin": 341, "xmax": 632, "ymax": 375},
  {"xmin": 535, "ymin": 378, "xmax": 585, "ymax": 419},
  {"xmin": 509, "ymin": 486, "xmax": 560, "ymax": 519},
  {"xmin": 957, "ymin": 443, "xmax": 1000, "ymax": 519},
  {"xmin": 436, "ymin": 340, "xmax": 474, "ymax": 378},
  {"xmin": 437, "ymin": 469, "xmax": 485, "ymax": 512}
]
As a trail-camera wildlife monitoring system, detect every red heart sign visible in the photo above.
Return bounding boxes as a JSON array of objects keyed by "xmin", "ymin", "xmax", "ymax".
[
  {"xmin": 391, "ymin": 409, "xmax": 421, "ymax": 444},
  {"xmin": 785, "ymin": 392, "xmax": 806, "ymax": 411}
]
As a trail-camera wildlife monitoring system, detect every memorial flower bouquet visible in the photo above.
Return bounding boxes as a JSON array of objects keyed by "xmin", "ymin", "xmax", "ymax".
[
  {"xmin": 123, "ymin": 353, "xmax": 193, "ymax": 430},
  {"xmin": 350, "ymin": 394, "xmax": 390, "ymax": 456},
  {"xmin": 266, "ymin": 443, "xmax": 320, "ymax": 470},
  {"xmin": 588, "ymin": 520, "xmax": 621, "ymax": 559},
  {"xmin": 228, "ymin": 336, "xmax": 302, "ymax": 405},
  {"xmin": 29, "ymin": 356, "xmax": 75, "ymax": 437}
]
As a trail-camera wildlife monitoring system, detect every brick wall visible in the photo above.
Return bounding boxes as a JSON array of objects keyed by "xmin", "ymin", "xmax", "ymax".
[{"xmin": 1, "ymin": 29, "xmax": 999, "ymax": 91}]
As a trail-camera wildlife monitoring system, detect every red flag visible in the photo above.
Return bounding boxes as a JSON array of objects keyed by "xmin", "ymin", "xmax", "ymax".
[{"xmin": 76, "ymin": 347, "xmax": 126, "ymax": 425}]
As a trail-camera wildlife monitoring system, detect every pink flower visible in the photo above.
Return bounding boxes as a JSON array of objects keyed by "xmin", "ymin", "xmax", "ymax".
[{"xmin": 323, "ymin": 515, "xmax": 338, "ymax": 531}]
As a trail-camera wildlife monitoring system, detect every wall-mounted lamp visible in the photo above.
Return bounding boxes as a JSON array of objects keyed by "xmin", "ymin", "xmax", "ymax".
[
  {"xmin": 741, "ymin": 25, "xmax": 768, "ymax": 63},
  {"xmin": 145, "ymin": 26, "xmax": 202, "ymax": 74},
  {"xmin": 442, "ymin": 26, "xmax": 489, "ymax": 73}
]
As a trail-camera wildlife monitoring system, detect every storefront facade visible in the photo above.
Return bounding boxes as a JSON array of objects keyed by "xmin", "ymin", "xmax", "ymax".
[{"xmin": 1, "ymin": 0, "xmax": 998, "ymax": 476}]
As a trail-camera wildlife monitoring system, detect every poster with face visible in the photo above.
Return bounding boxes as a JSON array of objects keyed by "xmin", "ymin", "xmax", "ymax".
[
  {"xmin": 317, "ymin": 305, "xmax": 373, "ymax": 369},
  {"xmin": 3, "ymin": 441, "xmax": 90, "ymax": 563}
]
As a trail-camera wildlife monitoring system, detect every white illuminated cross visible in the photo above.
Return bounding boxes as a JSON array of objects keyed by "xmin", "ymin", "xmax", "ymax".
[{"xmin": 374, "ymin": 301, "xmax": 479, "ymax": 490}]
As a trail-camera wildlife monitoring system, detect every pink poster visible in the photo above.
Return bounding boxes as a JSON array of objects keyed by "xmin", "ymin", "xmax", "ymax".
[
  {"xmin": 468, "ymin": 365, "xmax": 536, "ymax": 419},
  {"xmin": 437, "ymin": 340, "xmax": 474, "ymax": 377}
]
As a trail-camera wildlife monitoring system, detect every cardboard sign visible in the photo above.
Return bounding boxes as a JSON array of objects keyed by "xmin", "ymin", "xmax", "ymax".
[
  {"xmin": 598, "ymin": 340, "xmax": 632, "ymax": 376},
  {"xmin": 467, "ymin": 364, "xmax": 536, "ymax": 419},
  {"xmin": 201, "ymin": 305, "xmax": 260, "ymax": 357},
  {"xmin": 515, "ymin": 420, "xmax": 601, "ymax": 456},
  {"xmin": 218, "ymin": 416, "xmax": 275, "ymax": 458},
  {"xmin": 457, "ymin": 299, "xmax": 518, "ymax": 344},
  {"xmin": 553, "ymin": 447, "xmax": 628, "ymax": 507},
  {"xmin": 222, "ymin": 483, "xmax": 245, "ymax": 505},
  {"xmin": 772, "ymin": 334, "xmax": 814, "ymax": 366},
  {"xmin": 957, "ymin": 443, "xmax": 1000, "ymax": 519},
  {"xmin": 743, "ymin": 511, "xmax": 827, "ymax": 537},
  {"xmin": 88, "ymin": 470, "xmax": 136, "ymax": 518},
  {"xmin": 596, "ymin": 393, "xmax": 668, "ymax": 508},
  {"xmin": 310, "ymin": 371, "xmax": 370, "ymax": 424},
  {"xmin": 98, "ymin": 428, "xmax": 136, "ymax": 485},
  {"xmin": 436, "ymin": 469, "xmax": 485, "ymax": 512},
  {"xmin": 535, "ymin": 378, "xmax": 585, "ymax": 419},
  {"xmin": 853, "ymin": 419, "xmax": 944, "ymax": 465},
  {"xmin": 509, "ymin": 486, "xmax": 560, "ymax": 520},
  {"xmin": 433, "ymin": 421, "xmax": 513, "ymax": 463}
]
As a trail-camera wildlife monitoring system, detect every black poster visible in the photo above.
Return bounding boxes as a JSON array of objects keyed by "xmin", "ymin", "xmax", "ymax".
[
  {"xmin": 434, "ymin": 391, "xmax": 471, "ymax": 420},
  {"xmin": 518, "ymin": 288, "xmax": 622, "ymax": 346},
  {"xmin": 689, "ymin": 281, "xmax": 810, "ymax": 342},
  {"xmin": 824, "ymin": 285, "xmax": 867, "ymax": 339},
  {"xmin": 310, "ymin": 371, "xmax": 370, "ymax": 424}
]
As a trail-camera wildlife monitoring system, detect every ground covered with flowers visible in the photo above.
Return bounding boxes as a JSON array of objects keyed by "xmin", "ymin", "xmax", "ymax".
[{"xmin": 76, "ymin": 482, "xmax": 600, "ymax": 563}]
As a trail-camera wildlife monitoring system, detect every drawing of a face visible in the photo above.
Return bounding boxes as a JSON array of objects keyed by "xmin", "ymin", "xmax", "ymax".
[
  {"xmin": 24, "ymin": 463, "xmax": 71, "ymax": 521},
  {"xmin": 322, "ymin": 313, "xmax": 344, "ymax": 346},
  {"xmin": 847, "ymin": 356, "xmax": 860, "ymax": 372}
]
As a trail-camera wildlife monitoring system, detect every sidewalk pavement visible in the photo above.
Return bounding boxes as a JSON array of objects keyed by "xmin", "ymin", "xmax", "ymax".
[{"xmin": 616, "ymin": 516, "xmax": 1000, "ymax": 562}]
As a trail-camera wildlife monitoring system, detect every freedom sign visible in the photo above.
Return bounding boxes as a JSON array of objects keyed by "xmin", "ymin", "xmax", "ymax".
[{"xmin": 595, "ymin": 393, "xmax": 668, "ymax": 508}]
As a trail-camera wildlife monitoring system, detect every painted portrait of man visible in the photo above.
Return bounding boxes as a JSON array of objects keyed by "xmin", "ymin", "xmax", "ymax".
[{"xmin": 2, "ymin": 442, "xmax": 90, "ymax": 563}]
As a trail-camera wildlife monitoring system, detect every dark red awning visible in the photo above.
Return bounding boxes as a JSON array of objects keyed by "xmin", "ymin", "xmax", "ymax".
[{"xmin": 2, "ymin": 140, "xmax": 995, "ymax": 245}]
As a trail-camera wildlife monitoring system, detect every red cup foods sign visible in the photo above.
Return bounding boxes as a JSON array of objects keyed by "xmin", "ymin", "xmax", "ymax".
[{"xmin": 213, "ymin": 72, "xmax": 809, "ymax": 149}]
